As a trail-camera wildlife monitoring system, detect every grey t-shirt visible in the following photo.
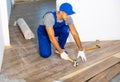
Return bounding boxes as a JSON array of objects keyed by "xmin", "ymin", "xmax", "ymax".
[{"xmin": 40, "ymin": 13, "xmax": 73, "ymax": 28}]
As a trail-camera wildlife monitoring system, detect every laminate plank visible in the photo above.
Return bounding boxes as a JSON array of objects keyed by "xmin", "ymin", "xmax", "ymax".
[
  {"xmin": 88, "ymin": 63, "xmax": 120, "ymax": 82},
  {"xmin": 63, "ymin": 57, "xmax": 120, "ymax": 82}
]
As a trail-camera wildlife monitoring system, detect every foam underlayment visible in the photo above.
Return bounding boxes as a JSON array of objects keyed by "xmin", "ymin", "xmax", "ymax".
[{"xmin": 14, "ymin": 18, "xmax": 35, "ymax": 40}]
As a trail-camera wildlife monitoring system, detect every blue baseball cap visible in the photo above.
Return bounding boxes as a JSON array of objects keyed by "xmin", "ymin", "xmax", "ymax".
[{"xmin": 60, "ymin": 2, "xmax": 75, "ymax": 15}]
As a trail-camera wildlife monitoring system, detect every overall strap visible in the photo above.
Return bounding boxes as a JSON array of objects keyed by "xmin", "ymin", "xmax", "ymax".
[{"xmin": 52, "ymin": 11, "xmax": 57, "ymax": 23}]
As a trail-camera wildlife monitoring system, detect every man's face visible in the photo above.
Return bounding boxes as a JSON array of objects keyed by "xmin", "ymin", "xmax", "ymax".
[{"xmin": 62, "ymin": 12, "xmax": 70, "ymax": 20}]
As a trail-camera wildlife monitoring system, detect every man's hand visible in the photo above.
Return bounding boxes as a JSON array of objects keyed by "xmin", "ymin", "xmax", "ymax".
[
  {"xmin": 60, "ymin": 52, "xmax": 70, "ymax": 60},
  {"xmin": 77, "ymin": 51, "xmax": 87, "ymax": 62}
]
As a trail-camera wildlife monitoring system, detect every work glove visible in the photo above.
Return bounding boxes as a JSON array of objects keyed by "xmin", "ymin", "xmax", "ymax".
[
  {"xmin": 77, "ymin": 51, "xmax": 87, "ymax": 62},
  {"xmin": 60, "ymin": 52, "xmax": 70, "ymax": 60}
]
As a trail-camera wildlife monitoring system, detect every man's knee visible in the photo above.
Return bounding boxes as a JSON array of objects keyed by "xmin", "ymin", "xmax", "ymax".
[{"xmin": 40, "ymin": 51, "xmax": 51, "ymax": 58}]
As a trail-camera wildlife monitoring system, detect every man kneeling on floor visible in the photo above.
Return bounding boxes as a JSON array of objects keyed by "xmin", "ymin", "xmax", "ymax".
[{"xmin": 37, "ymin": 2, "xmax": 87, "ymax": 62}]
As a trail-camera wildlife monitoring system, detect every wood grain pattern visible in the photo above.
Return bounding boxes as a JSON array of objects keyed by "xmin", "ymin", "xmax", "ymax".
[
  {"xmin": 88, "ymin": 63, "xmax": 120, "ymax": 82},
  {"xmin": 63, "ymin": 56, "xmax": 120, "ymax": 82}
]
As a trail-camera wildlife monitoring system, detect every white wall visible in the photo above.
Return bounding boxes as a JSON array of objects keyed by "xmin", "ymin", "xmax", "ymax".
[
  {"xmin": 1, "ymin": 0, "xmax": 10, "ymax": 46},
  {"xmin": 0, "ymin": 11, "xmax": 4, "ymax": 72},
  {"xmin": 11, "ymin": 0, "xmax": 15, "ymax": 5},
  {"xmin": 57, "ymin": 0, "xmax": 120, "ymax": 42},
  {"xmin": 7, "ymin": 0, "xmax": 12, "ymax": 20},
  {"xmin": 0, "ymin": 0, "xmax": 12, "ymax": 72}
]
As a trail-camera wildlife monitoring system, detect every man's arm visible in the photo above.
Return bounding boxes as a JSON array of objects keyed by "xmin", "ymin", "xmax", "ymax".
[
  {"xmin": 46, "ymin": 26, "xmax": 71, "ymax": 60},
  {"xmin": 45, "ymin": 26, "xmax": 63, "ymax": 53},
  {"xmin": 69, "ymin": 24, "xmax": 83, "ymax": 51},
  {"xmin": 69, "ymin": 24, "xmax": 87, "ymax": 62}
]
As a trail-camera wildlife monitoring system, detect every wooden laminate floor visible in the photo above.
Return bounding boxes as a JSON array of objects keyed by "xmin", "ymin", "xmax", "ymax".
[{"xmin": 1, "ymin": 1, "xmax": 120, "ymax": 82}]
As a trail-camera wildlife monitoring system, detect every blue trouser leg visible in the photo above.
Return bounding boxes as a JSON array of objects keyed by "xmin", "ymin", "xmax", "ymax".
[
  {"xmin": 54, "ymin": 25, "xmax": 70, "ymax": 49},
  {"xmin": 37, "ymin": 25, "xmax": 51, "ymax": 58}
]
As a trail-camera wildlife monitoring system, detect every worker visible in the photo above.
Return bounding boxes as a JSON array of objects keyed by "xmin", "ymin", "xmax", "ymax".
[{"xmin": 37, "ymin": 2, "xmax": 87, "ymax": 62}]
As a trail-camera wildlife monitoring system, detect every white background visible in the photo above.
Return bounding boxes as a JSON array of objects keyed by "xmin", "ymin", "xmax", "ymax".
[{"xmin": 57, "ymin": 0, "xmax": 120, "ymax": 42}]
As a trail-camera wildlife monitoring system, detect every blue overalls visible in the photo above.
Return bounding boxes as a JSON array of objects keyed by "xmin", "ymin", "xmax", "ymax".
[{"xmin": 37, "ymin": 12, "xmax": 70, "ymax": 58}]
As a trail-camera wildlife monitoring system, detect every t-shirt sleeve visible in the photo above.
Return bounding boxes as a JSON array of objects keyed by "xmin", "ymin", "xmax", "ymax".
[
  {"xmin": 43, "ymin": 13, "xmax": 55, "ymax": 28},
  {"xmin": 65, "ymin": 16, "xmax": 73, "ymax": 25}
]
